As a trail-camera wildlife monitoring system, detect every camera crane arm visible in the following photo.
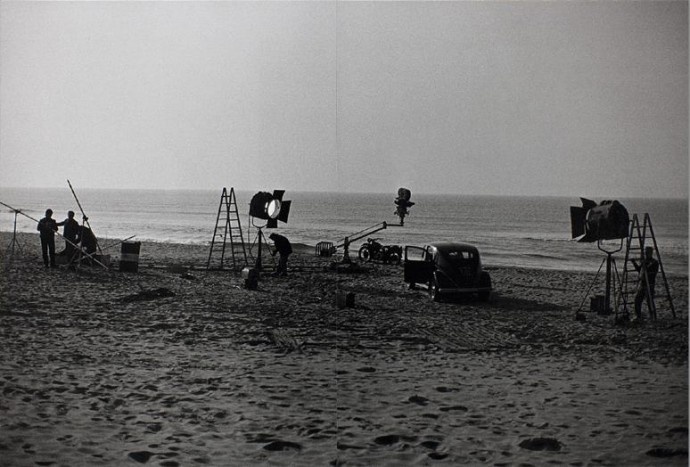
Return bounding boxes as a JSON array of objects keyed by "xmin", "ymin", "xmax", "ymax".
[{"xmin": 335, "ymin": 221, "xmax": 387, "ymax": 250}]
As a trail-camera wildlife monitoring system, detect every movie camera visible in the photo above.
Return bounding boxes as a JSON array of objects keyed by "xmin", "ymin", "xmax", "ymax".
[{"xmin": 394, "ymin": 188, "xmax": 414, "ymax": 226}]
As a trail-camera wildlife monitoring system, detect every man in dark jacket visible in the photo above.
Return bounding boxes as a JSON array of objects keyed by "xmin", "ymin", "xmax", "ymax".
[
  {"xmin": 37, "ymin": 209, "xmax": 58, "ymax": 268},
  {"xmin": 57, "ymin": 210, "xmax": 80, "ymax": 259},
  {"xmin": 269, "ymin": 233, "xmax": 292, "ymax": 276}
]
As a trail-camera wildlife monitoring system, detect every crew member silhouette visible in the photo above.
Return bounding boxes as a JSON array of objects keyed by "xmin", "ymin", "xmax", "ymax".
[
  {"xmin": 37, "ymin": 209, "xmax": 58, "ymax": 268},
  {"xmin": 269, "ymin": 233, "xmax": 292, "ymax": 277},
  {"xmin": 632, "ymin": 246, "xmax": 659, "ymax": 321},
  {"xmin": 57, "ymin": 210, "xmax": 80, "ymax": 259}
]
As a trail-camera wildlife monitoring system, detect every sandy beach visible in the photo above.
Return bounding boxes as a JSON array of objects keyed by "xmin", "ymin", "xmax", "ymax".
[{"xmin": 0, "ymin": 231, "xmax": 687, "ymax": 466}]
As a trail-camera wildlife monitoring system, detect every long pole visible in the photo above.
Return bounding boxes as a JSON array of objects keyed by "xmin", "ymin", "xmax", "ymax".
[
  {"xmin": 335, "ymin": 221, "xmax": 388, "ymax": 249},
  {"xmin": 99, "ymin": 235, "xmax": 136, "ymax": 251},
  {"xmin": 605, "ymin": 253, "xmax": 613, "ymax": 314},
  {"xmin": 0, "ymin": 200, "xmax": 109, "ymax": 269},
  {"xmin": 256, "ymin": 228, "xmax": 263, "ymax": 271},
  {"xmin": 67, "ymin": 179, "xmax": 102, "ymax": 254}
]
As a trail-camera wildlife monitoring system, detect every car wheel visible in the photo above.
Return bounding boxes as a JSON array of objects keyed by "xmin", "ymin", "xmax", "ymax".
[
  {"xmin": 358, "ymin": 246, "xmax": 371, "ymax": 262},
  {"xmin": 429, "ymin": 280, "xmax": 441, "ymax": 302}
]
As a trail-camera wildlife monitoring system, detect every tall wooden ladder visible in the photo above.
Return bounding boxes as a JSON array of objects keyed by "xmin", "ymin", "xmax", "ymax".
[
  {"xmin": 617, "ymin": 213, "xmax": 676, "ymax": 321},
  {"xmin": 206, "ymin": 187, "xmax": 248, "ymax": 271}
]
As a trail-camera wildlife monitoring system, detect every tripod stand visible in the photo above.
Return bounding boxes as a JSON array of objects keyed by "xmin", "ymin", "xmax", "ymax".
[
  {"xmin": 576, "ymin": 239, "xmax": 623, "ymax": 318},
  {"xmin": 5, "ymin": 209, "xmax": 24, "ymax": 258},
  {"xmin": 250, "ymin": 227, "xmax": 276, "ymax": 271}
]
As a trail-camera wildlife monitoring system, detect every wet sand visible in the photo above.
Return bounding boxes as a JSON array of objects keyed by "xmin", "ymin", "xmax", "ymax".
[{"xmin": 0, "ymin": 232, "xmax": 687, "ymax": 466}]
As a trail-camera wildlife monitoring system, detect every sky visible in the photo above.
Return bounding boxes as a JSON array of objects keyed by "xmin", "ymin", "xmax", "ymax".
[{"xmin": 0, "ymin": 0, "xmax": 687, "ymax": 198}]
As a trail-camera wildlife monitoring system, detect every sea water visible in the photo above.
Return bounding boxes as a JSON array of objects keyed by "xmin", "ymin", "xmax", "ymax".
[{"xmin": 0, "ymin": 187, "xmax": 687, "ymax": 275}]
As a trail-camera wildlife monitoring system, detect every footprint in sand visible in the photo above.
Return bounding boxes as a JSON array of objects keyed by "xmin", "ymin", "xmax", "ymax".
[
  {"xmin": 518, "ymin": 437, "xmax": 562, "ymax": 451},
  {"xmin": 439, "ymin": 405, "xmax": 468, "ymax": 412},
  {"xmin": 408, "ymin": 395, "xmax": 430, "ymax": 406},
  {"xmin": 337, "ymin": 441, "xmax": 366, "ymax": 450},
  {"xmin": 374, "ymin": 434, "xmax": 402, "ymax": 446},
  {"xmin": 420, "ymin": 440, "xmax": 441, "ymax": 450},
  {"xmin": 373, "ymin": 434, "xmax": 418, "ymax": 446},
  {"xmin": 263, "ymin": 440, "xmax": 302, "ymax": 451},
  {"xmin": 128, "ymin": 451, "xmax": 154, "ymax": 463},
  {"xmin": 646, "ymin": 447, "xmax": 688, "ymax": 458}
]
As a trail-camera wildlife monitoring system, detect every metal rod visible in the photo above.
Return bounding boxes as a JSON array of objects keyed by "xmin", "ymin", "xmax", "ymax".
[
  {"xmin": 335, "ymin": 221, "xmax": 388, "ymax": 249},
  {"xmin": 67, "ymin": 179, "xmax": 103, "ymax": 254},
  {"xmin": 645, "ymin": 213, "xmax": 676, "ymax": 319},
  {"xmin": 576, "ymin": 256, "xmax": 606, "ymax": 315},
  {"xmin": 99, "ymin": 235, "xmax": 136, "ymax": 251},
  {"xmin": 605, "ymin": 253, "xmax": 612, "ymax": 313}
]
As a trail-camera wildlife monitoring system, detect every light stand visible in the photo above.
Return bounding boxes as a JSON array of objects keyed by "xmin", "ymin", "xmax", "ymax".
[
  {"xmin": 576, "ymin": 238, "xmax": 623, "ymax": 318},
  {"xmin": 249, "ymin": 217, "xmax": 274, "ymax": 273},
  {"xmin": 254, "ymin": 226, "xmax": 268, "ymax": 271},
  {"xmin": 341, "ymin": 237, "xmax": 351, "ymax": 263},
  {"xmin": 599, "ymin": 239, "xmax": 623, "ymax": 315},
  {"xmin": 6, "ymin": 209, "xmax": 24, "ymax": 257}
]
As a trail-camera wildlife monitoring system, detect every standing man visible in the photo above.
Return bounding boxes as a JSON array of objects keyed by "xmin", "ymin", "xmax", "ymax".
[
  {"xmin": 37, "ymin": 209, "xmax": 58, "ymax": 268},
  {"xmin": 57, "ymin": 211, "xmax": 80, "ymax": 259},
  {"xmin": 632, "ymin": 246, "xmax": 659, "ymax": 321},
  {"xmin": 269, "ymin": 233, "xmax": 292, "ymax": 277}
]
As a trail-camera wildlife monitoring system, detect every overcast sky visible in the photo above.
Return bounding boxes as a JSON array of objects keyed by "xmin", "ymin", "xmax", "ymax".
[{"xmin": 0, "ymin": 0, "xmax": 687, "ymax": 198}]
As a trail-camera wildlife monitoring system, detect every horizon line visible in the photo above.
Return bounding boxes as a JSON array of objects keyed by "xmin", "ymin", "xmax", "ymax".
[{"xmin": 0, "ymin": 184, "xmax": 687, "ymax": 201}]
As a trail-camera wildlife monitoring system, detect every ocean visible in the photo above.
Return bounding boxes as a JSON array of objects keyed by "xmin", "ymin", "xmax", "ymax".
[{"xmin": 0, "ymin": 187, "xmax": 687, "ymax": 275}]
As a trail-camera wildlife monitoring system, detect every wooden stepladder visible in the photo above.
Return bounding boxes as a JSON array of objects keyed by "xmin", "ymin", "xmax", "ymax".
[
  {"xmin": 617, "ymin": 213, "xmax": 676, "ymax": 321},
  {"xmin": 206, "ymin": 187, "xmax": 248, "ymax": 271}
]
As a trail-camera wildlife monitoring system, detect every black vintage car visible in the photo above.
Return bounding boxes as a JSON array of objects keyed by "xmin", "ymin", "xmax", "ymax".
[{"xmin": 404, "ymin": 242, "xmax": 492, "ymax": 302}]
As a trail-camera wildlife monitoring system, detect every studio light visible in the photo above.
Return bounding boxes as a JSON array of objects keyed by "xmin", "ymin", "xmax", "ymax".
[
  {"xmin": 570, "ymin": 198, "xmax": 629, "ymax": 243},
  {"xmin": 248, "ymin": 190, "xmax": 291, "ymax": 273},
  {"xmin": 249, "ymin": 190, "xmax": 291, "ymax": 228}
]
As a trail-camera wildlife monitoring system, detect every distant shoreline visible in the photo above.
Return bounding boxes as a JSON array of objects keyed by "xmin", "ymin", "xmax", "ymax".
[{"xmin": 4, "ymin": 231, "xmax": 687, "ymax": 278}]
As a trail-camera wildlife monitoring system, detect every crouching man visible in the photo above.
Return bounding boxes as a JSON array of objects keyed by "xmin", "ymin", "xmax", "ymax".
[{"xmin": 269, "ymin": 233, "xmax": 292, "ymax": 277}]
